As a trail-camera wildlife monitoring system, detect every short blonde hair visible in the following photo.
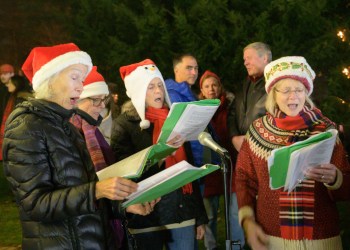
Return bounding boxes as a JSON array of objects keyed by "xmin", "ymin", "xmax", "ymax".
[
  {"xmin": 34, "ymin": 73, "xmax": 58, "ymax": 100},
  {"xmin": 265, "ymin": 80, "xmax": 315, "ymax": 114}
]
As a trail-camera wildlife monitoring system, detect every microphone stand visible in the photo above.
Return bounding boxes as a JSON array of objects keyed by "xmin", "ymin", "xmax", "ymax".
[{"xmin": 220, "ymin": 153, "xmax": 242, "ymax": 250}]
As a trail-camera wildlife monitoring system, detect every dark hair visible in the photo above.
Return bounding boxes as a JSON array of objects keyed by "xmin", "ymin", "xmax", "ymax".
[
  {"xmin": 172, "ymin": 53, "xmax": 197, "ymax": 69},
  {"xmin": 107, "ymin": 82, "xmax": 118, "ymax": 94},
  {"xmin": 10, "ymin": 75, "xmax": 31, "ymax": 94}
]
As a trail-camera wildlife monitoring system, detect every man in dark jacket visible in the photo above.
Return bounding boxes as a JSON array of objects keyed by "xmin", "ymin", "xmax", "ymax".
[
  {"xmin": 228, "ymin": 42, "xmax": 272, "ymax": 152},
  {"xmin": 227, "ymin": 42, "xmax": 272, "ymax": 249}
]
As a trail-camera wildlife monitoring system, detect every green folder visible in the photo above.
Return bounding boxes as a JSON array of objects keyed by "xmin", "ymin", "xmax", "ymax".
[
  {"xmin": 269, "ymin": 131, "xmax": 333, "ymax": 189},
  {"xmin": 122, "ymin": 161, "xmax": 220, "ymax": 208},
  {"xmin": 97, "ymin": 142, "xmax": 176, "ymax": 180},
  {"xmin": 97, "ymin": 99, "xmax": 220, "ymax": 181},
  {"xmin": 158, "ymin": 99, "xmax": 220, "ymax": 143}
]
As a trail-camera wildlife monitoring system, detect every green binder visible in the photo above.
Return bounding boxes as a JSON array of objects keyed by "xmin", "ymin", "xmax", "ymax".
[{"xmin": 122, "ymin": 161, "xmax": 220, "ymax": 208}]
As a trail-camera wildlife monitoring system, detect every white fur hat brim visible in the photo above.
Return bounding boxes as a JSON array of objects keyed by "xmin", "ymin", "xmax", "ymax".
[
  {"xmin": 32, "ymin": 51, "xmax": 92, "ymax": 91},
  {"xmin": 80, "ymin": 81, "xmax": 109, "ymax": 99}
]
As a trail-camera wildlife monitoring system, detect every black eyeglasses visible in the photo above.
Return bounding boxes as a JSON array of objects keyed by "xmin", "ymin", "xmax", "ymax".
[{"xmin": 87, "ymin": 96, "xmax": 110, "ymax": 107}]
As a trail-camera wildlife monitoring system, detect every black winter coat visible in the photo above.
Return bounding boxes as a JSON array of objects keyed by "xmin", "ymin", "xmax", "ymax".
[
  {"xmin": 2, "ymin": 99, "xmax": 117, "ymax": 250},
  {"xmin": 110, "ymin": 101, "xmax": 208, "ymax": 230},
  {"xmin": 228, "ymin": 76, "xmax": 267, "ymax": 137}
]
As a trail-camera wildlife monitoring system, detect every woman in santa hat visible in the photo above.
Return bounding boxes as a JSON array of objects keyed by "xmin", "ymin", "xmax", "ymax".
[
  {"xmin": 72, "ymin": 66, "xmax": 157, "ymax": 249},
  {"xmin": 2, "ymin": 43, "xmax": 155, "ymax": 250},
  {"xmin": 110, "ymin": 59, "xmax": 208, "ymax": 250}
]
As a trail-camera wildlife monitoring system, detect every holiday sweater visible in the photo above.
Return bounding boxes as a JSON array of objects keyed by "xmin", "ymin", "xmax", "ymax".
[{"xmin": 236, "ymin": 113, "xmax": 350, "ymax": 249}]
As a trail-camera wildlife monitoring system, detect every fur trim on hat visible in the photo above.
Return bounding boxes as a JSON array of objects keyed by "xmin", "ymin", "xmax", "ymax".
[
  {"xmin": 32, "ymin": 51, "xmax": 92, "ymax": 91},
  {"xmin": 79, "ymin": 81, "xmax": 109, "ymax": 99},
  {"xmin": 121, "ymin": 100, "xmax": 139, "ymax": 118}
]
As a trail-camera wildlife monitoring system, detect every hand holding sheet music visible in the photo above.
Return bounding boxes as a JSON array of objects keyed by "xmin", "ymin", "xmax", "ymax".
[{"xmin": 268, "ymin": 129, "xmax": 338, "ymax": 193}]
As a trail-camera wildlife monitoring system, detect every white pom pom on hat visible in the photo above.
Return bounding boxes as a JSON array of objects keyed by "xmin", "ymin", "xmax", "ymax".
[
  {"xmin": 119, "ymin": 59, "xmax": 171, "ymax": 129},
  {"xmin": 21, "ymin": 43, "xmax": 93, "ymax": 91},
  {"xmin": 264, "ymin": 56, "xmax": 316, "ymax": 96}
]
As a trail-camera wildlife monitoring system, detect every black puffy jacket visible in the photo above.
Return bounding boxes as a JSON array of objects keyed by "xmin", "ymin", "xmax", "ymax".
[
  {"xmin": 3, "ymin": 99, "xmax": 117, "ymax": 250},
  {"xmin": 110, "ymin": 101, "xmax": 208, "ymax": 230}
]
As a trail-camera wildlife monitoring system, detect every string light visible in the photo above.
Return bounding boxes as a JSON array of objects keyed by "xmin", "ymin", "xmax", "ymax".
[
  {"xmin": 343, "ymin": 67, "xmax": 350, "ymax": 79},
  {"xmin": 338, "ymin": 29, "xmax": 349, "ymax": 79},
  {"xmin": 337, "ymin": 29, "xmax": 346, "ymax": 42}
]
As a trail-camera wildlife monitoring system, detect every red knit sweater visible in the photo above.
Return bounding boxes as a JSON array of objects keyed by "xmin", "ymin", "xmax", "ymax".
[{"xmin": 236, "ymin": 115, "xmax": 350, "ymax": 241}]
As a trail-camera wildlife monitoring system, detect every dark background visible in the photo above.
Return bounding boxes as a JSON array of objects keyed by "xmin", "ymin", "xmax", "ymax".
[{"xmin": 1, "ymin": 0, "xmax": 350, "ymax": 122}]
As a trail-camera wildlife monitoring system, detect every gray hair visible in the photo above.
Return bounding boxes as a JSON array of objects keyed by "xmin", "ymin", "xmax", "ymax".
[
  {"xmin": 265, "ymin": 81, "xmax": 315, "ymax": 114},
  {"xmin": 244, "ymin": 42, "xmax": 272, "ymax": 62}
]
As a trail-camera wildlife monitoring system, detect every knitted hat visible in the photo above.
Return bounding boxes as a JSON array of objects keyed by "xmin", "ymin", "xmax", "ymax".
[
  {"xmin": 0, "ymin": 64, "xmax": 14, "ymax": 74},
  {"xmin": 21, "ymin": 43, "xmax": 93, "ymax": 91},
  {"xmin": 199, "ymin": 70, "xmax": 222, "ymax": 89},
  {"xmin": 119, "ymin": 59, "xmax": 171, "ymax": 129},
  {"xmin": 264, "ymin": 56, "xmax": 315, "ymax": 96},
  {"xmin": 79, "ymin": 66, "xmax": 109, "ymax": 99}
]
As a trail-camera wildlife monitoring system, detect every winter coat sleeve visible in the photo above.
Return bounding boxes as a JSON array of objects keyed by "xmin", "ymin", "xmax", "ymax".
[
  {"xmin": 235, "ymin": 138, "xmax": 259, "ymax": 222},
  {"xmin": 227, "ymin": 99, "xmax": 240, "ymax": 138},
  {"xmin": 3, "ymin": 116, "xmax": 97, "ymax": 222},
  {"xmin": 326, "ymin": 139, "xmax": 350, "ymax": 200},
  {"xmin": 110, "ymin": 115, "xmax": 138, "ymax": 161}
]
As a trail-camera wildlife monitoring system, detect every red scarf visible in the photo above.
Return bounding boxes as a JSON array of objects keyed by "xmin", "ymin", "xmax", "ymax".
[
  {"xmin": 270, "ymin": 106, "xmax": 335, "ymax": 145},
  {"xmin": 268, "ymin": 106, "xmax": 336, "ymax": 240},
  {"xmin": 145, "ymin": 106, "xmax": 192, "ymax": 194},
  {"xmin": 0, "ymin": 95, "xmax": 15, "ymax": 160},
  {"xmin": 70, "ymin": 114, "xmax": 107, "ymax": 171}
]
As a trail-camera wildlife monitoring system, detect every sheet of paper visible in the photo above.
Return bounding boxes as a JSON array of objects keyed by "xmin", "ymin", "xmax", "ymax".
[
  {"xmin": 97, "ymin": 146, "xmax": 152, "ymax": 180},
  {"xmin": 285, "ymin": 130, "xmax": 337, "ymax": 192},
  {"xmin": 268, "ymin": 129, "xmax": 338, "ymax": 192},
  {"xmin": 158, "ymin": 99, "xmax": 220, "ymax": 143},
  {"xmin": 168, "ymin": 104, "xmax": 218, "ymax": 141}
]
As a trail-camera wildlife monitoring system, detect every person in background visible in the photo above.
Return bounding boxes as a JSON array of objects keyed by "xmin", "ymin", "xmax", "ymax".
[
  {"xmin": 108, "ymin": 82, "xmax": 122, "ymax": 119},
  {"xmin": 165, "ymin": 53, "xmax": 199, "ymax": 102},
  {"xmin": 227, "ymin": 42, "xmax": 272, "ymax": 248},
  {"xmin": 236, "ymin": 56, "xmax": 350, "ymax": 250},
  {"xmin": 199, "ymin": 70, "xmax": 244, "ymax": 250},
  {"xmin": 2, "ymin": 43, "xmax": 153, "ymax": 249},
  {"xmin": 99, "ymin": 82, "xmax": 121, "ymax": 144},
  {"xmin": 0, "ymin": 64, "xmax": 15, "ymax": 125},
  {"xmin": 165, "ymin": 54, "xmax": 205, "ymax": 172},
  {"xmin": 228, "ymin": 42, "xmax": 272, "ymax": 152},
  {"xmin": 111, "ymin": 59, "xmax": 208, "ymax": 250},
  {"xmin": 0, "ymin": 75, "xmax": 33, "ymax": 160}
]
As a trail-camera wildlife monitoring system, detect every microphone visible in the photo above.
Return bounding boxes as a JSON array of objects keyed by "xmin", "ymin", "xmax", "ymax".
[{"xmin": 198, "ymin": 132, "xmax": 229, "ymax": 157}]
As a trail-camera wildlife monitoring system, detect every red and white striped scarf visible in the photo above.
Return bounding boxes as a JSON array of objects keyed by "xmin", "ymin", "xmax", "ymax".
[{"xmin": 269, "ymin": 106, "xmax": 335, "ymax": 240}]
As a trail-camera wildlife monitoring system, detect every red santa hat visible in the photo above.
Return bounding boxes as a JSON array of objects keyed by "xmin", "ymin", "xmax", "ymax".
[
  {"xmin": 0, "ymin": 64, "xmax": 14, "ymax": 74},
  {"xmin": 21, "ymin": 43, "xmax": 93, "ymax": 91},
  {"xmin": 264, "ymin": 56, "xmax": 315, "ymax": 96},
  {"xmin": 79, "ymin": 66, "xmax": 109, "ymax": 99},
  {"xmin": 119, "ymin": 59, "xmax": 171, "ymax": 129}
]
